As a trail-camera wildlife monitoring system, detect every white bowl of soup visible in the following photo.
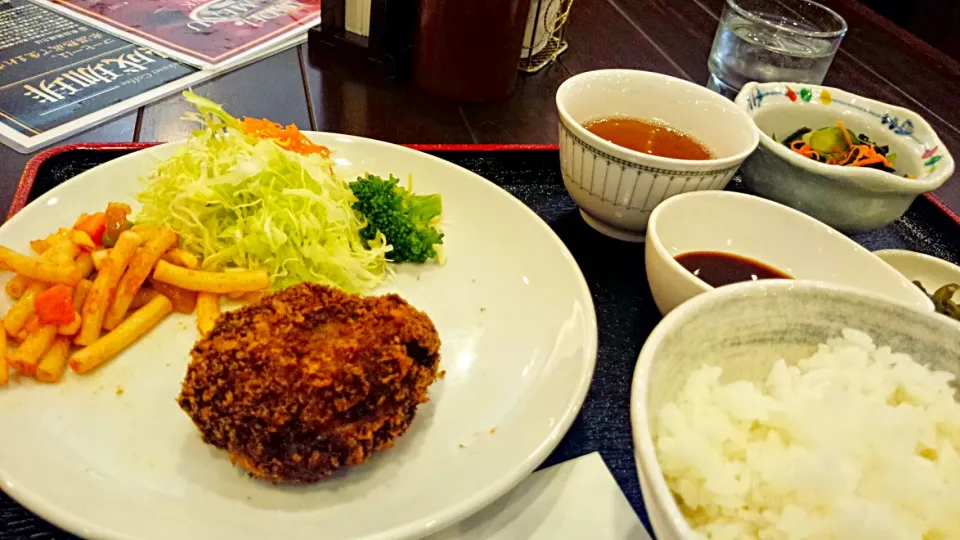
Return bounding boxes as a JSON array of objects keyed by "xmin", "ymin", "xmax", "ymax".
[
  {"xmin": 644, "ymin": 190, "xmax": 933, "ymax": 315},
  {"xmin": 555, "ymin": 69, "xmax": 759, "ymax": 242}
]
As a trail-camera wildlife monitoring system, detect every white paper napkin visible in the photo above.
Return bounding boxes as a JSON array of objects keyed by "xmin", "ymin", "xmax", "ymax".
[{"xmin": 426, "ymin": 452, "xmax": 651, "ymax": 539}]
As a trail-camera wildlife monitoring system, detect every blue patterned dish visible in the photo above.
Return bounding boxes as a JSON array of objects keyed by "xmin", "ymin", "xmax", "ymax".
[{"xmin": 735, "ymin": 82, "xmax": 954, "ymax": 233}]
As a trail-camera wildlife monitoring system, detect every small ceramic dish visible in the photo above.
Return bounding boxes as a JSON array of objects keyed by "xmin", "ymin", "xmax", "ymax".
[
  {"xmin": 556, "ymin": 69, "xmax": 758, "ymax": 242},
  {"xmin": 734, "ymin": 81, "xmax": 954, "ymax": 233},
  {"xmin": 874, "ymin": 249, "xmax": 960, "ymax": 303},
  {"xmin": 631, "ymin": 280, "xmax": 960, "ymax": 540},
  {"xmin": 644, "ymin": 190, "xmax": 933, "ymax": 314}
]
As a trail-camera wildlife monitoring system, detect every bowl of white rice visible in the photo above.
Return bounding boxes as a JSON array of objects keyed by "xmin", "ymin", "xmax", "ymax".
[{"xmin": 631, "ymin": 280, "xmax": 960, "ymax": 540}]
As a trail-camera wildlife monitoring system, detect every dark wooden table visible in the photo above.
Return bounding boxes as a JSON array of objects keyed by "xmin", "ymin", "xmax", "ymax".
[
  {"xmin": 1, "ymin": 0, "xmax": 960, "ymax": 538},
  {"xmin": 2, "ymin": 0, "xmax": 959, "ymax": 213}
]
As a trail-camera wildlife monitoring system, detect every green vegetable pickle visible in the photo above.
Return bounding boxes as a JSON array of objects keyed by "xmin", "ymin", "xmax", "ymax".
[
  {"xmin": 914, "ymin": 281, "xmax": 960, "ymax": 322},
  {"xmin": 350, "ymin": 174, "xmax": 444, "ymax": 264}
]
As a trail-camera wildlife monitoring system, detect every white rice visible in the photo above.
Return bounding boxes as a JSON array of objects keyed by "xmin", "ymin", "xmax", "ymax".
[{"xmin": 656, "ymin": 329, "xmax": 960, "ymax": 540}]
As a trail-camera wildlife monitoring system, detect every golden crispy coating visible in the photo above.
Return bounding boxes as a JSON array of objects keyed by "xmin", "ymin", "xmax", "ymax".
[{"xmin": 177, "ymin": 283, "xmax": 441, "ymax": 483}]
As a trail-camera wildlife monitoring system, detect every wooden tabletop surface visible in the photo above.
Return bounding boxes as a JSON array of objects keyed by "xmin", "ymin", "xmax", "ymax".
[{"xmin": 2, "ymin": 0, "xmax": 959, "ymax": 216}]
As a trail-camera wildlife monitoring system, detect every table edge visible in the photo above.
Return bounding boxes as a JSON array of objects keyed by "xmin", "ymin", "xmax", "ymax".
[{"xmin": 9, "ymin": 142, "xmax": 960, "ymax": 229}]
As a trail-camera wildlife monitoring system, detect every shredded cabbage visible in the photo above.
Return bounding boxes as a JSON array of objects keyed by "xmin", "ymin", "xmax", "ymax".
[{"xmin": 135, "ymin": 91, "xmax": 390, "ymax": 292}]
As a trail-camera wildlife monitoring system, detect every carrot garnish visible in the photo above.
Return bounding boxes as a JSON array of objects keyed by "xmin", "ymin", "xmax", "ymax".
[
  {"xmin": 241, "ymin": 117, "xmax": 331, "ymax": 158},
  {"xmin": 74, "ymin": 212, "xmax": 106, "ymax": 245},
  {"xmin": 838, "ymin": 120, "xmax": 854, "ymax": 149},
  {"xmin": 787, "ymin": 120, "xmax": 895, "ymax": 171},
  {"xmin": 34, "ymin": 284, "xmax": 76, "ymax": 326}
]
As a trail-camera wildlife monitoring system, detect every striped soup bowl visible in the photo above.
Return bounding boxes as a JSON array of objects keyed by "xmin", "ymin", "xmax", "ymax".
[{"xmin": 556, "ymin": 70, "xmax": 759, "ymax": 242}]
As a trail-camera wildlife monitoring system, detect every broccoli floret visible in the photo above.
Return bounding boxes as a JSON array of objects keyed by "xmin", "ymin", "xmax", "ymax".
[{"xmin": 349, "ymin": 174, "xmax": 444, "ymax": 264}]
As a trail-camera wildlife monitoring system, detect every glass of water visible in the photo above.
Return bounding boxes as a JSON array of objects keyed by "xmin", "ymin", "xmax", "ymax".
[{"xmin": 707, "ymin": 0, "xmax": 847, "ymax": 99}]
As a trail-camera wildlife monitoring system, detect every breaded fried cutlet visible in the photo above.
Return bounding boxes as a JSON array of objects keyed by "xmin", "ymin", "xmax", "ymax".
[{"xmin": 177, "ymin": 283, "xmax": 441, "ymax": 484}]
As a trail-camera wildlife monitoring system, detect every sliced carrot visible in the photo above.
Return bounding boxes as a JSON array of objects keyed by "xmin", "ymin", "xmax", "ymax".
[
  {"xmin": 837, "ymin": 120, "xmax": 854, "ymax": 149},
  {"xmin": 241, "ymin": 117, "xmax": 331, "ymax": 157},
  {"xmin": 34, "ymin": 284, "xmax": 76, "ymax": 326},
  {"xmin": 74, "ymin": 212, "xmax": 106, "ymax": 245}
]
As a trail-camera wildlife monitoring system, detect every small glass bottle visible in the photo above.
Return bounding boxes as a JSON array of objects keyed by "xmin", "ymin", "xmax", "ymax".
[{"xmin": 413, "ymin": 0, "xmax": 530, "ymax": 101}]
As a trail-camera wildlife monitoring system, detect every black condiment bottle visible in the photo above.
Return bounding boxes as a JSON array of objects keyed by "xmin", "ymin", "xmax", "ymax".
[{"xmin": 413, "ymin": 0, "xmax": 530, "ymax": 102}]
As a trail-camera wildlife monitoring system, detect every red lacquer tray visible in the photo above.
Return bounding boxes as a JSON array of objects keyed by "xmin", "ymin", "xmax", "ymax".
[{"xmin": 3, "ymin": 142, "xmax": 960, "ymax": 538}]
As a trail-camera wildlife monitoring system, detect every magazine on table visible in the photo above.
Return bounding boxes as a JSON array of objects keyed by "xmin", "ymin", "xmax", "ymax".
[
  {"xmin": 27, "ymin": 0, "xmax": 323, "ymax": 69},
  {"xmin": 0, "ymin": 0, "xmax": 306, "ymax": 153}
]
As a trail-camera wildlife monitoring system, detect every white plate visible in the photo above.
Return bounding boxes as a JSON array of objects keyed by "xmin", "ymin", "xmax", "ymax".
[
  {"xmin": 0, "ymin": 134, "xmax": 597, "ymax": 540},
  {"xmin": 874, "ymin": 249, "xmax": 960, "ymax": 303}
]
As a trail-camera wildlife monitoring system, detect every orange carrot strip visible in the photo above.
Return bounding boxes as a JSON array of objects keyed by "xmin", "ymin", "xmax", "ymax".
[
  {"xmin": 34, "ymin": 284, "xmax": 75, "ymax": 326},
  {"xmin": 837, "ymin": 121, "xmax": 854, "ymax": 149},
  {"xmin": 74, "ymin": 212, "xmax": 106, "ymax": 245}
]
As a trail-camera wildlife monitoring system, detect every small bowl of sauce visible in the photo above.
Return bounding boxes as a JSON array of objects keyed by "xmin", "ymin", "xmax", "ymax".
[
  {"xmin": 555, "ymin": 69, "xmax": 760, "ymax": 242},
  {"xmin": 673, "ymin": 251, "xmax": 791, "ymax": 288},
  {"xmin": 645, "ymin": 190, "xmax": 934, "ymax": 315},
  {"xmin": 583, "ymin": 117, "xmax": 714, "ymax": 161}
]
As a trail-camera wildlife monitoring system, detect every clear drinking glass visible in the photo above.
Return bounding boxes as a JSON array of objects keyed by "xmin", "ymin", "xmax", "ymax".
[{"xmin": 706, "ymin": 0, "xmax": 847, "ymax": 99}]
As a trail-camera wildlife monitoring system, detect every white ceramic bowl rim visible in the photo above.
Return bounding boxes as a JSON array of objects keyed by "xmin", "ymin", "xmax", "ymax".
[
  {"xmin": 735, "ymin": 81, "xmax": 954, "ymax": 193},
  {"xmin": 556, "ymin": 69, "xmax": 760, "ymax": 170},
  {"xmin": 875, "ymin": 249, "xmax": 960, "ymax": 276},
  {"xmin": 630, "ymin": 279, "xmax": 960, "ymax": 537},
  {"xmin": 874, "ymin": 249, "xmax": 960, "ymax": 290},
  {"xmin": 725, "ymin": 0, "xmax": 848, "ymax": 38},
  {"xmin": 645, "ymin": 190, "xmax": 932, "ymax": 311}
]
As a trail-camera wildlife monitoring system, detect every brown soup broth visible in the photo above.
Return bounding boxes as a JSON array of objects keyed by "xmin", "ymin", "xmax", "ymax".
[
  {"xmin": 675, "ymin": 251, "xmax": 791, "ymax": 288},
  {"xmin": 582, "ymin": 117, "xmax": 713, "ymax": 160}
]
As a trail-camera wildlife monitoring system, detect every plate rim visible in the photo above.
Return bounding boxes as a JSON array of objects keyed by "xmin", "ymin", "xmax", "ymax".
[{"xmin": 0, "ymin": 132, "xmax": 599, "ymax": 540}]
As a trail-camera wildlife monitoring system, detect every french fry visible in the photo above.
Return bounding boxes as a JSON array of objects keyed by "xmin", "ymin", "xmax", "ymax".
[
  {"xmin": 30, "ymin": 230, "xmax": 73, "ymax": 254},
  {"xmin": 196, "ymin": 293, "xmax": 219, "ymax": 335},
  {"xmin": 0, "ymin": 246, "xmax": 81, "ymax": 285},
  {"xmin": 152, "ymin": 261, "xmax": 269, "ymax": 293},
  {"xmin": 243, "ymin": 291, "xmax": 265, "ymax": 303},
  {"xmin": 0, "ymin": 319, "xmax": 7, "ymax": 386},
  {"xmin": 74, "ymin": 253, "xmax": 94, "ymax": 279},
  {"xmin": 128, "ymin": 225, "xmax": 161, "ymax": 243},
  {"xmin": 129, "ymin": 288, "xmax": 158, "ymax": 310},
  {"xmin": 30, "ymin": 239, "xmax": 49, "ymax": 255},
  {"xmin": 149, "ymin": 279, "xmax": 197, "ymax": 314},
  {"xmin": 24, "ymin": 314, "xmax": 40, "ymax": 334},
  {"xmin": 69, "ymin": 294, "xmax": 172, "ymax": 374},
  {"xmin": 4, "ymin": 281, "xmax": 46, "ymax": 336},
  {"xmin": 72, "ymin": 279, "xmax": 93, "ymax": 311},
  {"xmin": 9, "ymin": 325, "xmax": 57, "ymax": 376},
  {"xmin": 5, "ymin": 275, "xmax": 29, "ymax": 299},
  {"xmin": 69, "ymin": 230, "xmax": 96, "ymax": 251},
  {"xmin": 103, "ymin": 229, "xmax": 178, "ymax": 330},
  {"xmin": 161, "ymin": 248, "xmax": 199, "ymax": 269},
  {"xmin": 61, "ymin": 279, "xmax": 92, "ymax": 337},
  {"xmin": 58, "ymin": 312, "xmax": 81, "ymax": 336},
  {"xmin": 5, "ymin": 241, "xmax": 83, "ymax": 300},
  {"xmin": 91, "ymin": 249, "xmax": 109, "ymax": 270},
  {"xmin": 36, "ymin": 337, "xmax": 70, "ymax": 383},
  {"xmin": 76, "ymin": 231, "xmax": 143, "ymax": 346},
  {"xmin": 44, "ymin": 239, "xmax": 80, "ymax": 266},
  {"xmin": 227, "ymin": 290, "xmax": 264, "ymax": 302}
]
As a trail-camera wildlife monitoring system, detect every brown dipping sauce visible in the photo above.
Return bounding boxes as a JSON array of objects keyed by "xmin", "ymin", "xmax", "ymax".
[
  {"xmin": 675, "ymin": 251, "xmax": 791, "ymax": 287},
  {"xmin": 583, "ymin": 117, "xmax": 713, "ymax": 160}
]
